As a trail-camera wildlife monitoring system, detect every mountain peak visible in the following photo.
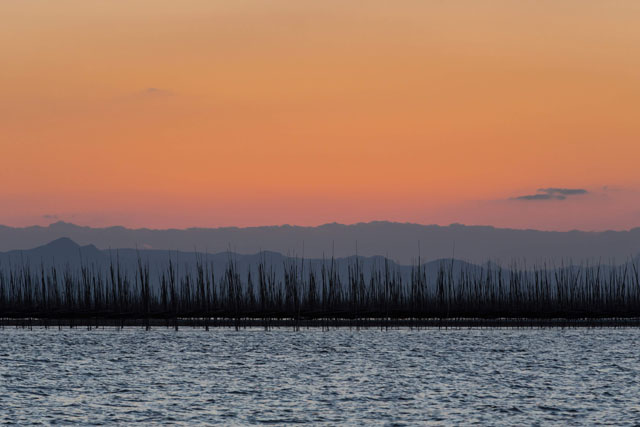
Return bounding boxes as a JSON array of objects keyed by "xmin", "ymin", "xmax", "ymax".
[{"xmin": 41, "ymin": 237, "xmax": 81, "ymax": 251}]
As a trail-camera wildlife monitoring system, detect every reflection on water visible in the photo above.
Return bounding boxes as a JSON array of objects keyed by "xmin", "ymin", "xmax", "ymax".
[{"xmin": 1, "ymin": 328, "xmax": 639, "ymax": 425}]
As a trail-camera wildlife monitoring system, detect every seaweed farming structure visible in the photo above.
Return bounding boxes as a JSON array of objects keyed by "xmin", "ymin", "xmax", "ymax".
[{"xmin": 1, "ymin": 255, "xmax": 640, "ymax": 328}]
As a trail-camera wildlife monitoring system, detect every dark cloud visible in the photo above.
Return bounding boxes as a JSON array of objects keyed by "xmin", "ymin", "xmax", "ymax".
[
  {"xmin": 515, "ymin": 193, "xmax": 560, "ymax": 201},
  {"xmin": 512, "ymin": 188, "xmax": 588, "ymax": 201},
  {"xmin": 42, "ymin": 214, "xmax": 59, "ymax": 220},
  {"xmin": 538, "ymin": 188, "xmax": 588, "ymax": 196}
]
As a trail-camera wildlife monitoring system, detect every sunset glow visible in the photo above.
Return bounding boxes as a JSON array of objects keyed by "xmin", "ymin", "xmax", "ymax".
[{"xmin": 2, "ymin": 1, "xmax": 640, "ymax": 229}]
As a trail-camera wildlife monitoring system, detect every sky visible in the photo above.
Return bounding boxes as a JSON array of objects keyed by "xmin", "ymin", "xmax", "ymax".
[{"xmin": 2, "ymin": 1, "xmax": 640, "ymax": 230}]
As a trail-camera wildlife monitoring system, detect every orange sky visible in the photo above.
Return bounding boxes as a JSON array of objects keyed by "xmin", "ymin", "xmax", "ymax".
[{"xmin": 2, "ymin": 1, "xmax": 640, "ymax": 230}]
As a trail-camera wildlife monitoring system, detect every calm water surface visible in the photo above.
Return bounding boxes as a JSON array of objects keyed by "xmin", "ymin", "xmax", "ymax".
[{"xmin": 1, "ymin": 327, "xmax": 639, "ymax": 425}]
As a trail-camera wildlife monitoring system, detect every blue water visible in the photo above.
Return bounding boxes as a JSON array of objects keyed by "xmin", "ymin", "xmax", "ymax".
[{"xmin": 1, "ymin": 328, "xmax": 639, "ymax": 425}]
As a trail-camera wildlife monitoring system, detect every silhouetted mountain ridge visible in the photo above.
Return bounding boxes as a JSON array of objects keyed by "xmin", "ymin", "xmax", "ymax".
[
  {"xmin": 0, "ymin": 238, "xmax": 495, "ymax": 287},
  {"xmin": 1, "ymin": 221, "xmax": 639, "ymax": 264}
]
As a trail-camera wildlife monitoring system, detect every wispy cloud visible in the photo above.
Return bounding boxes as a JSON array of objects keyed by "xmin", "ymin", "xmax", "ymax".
[{"xmin": 512, "ymin": 188, "xmax": 588, "ymax": 201}]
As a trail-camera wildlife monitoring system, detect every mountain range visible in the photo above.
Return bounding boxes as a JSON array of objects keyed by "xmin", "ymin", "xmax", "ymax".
[
  {"xmin": 0, "ymin": 237, "xmax": 478, "ymax": 286},
  {"xmin": 1, "ymin": 221, "xmax": 639, "ymax": 264}
]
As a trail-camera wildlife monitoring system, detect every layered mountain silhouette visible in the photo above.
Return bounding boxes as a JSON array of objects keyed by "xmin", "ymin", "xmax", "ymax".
[
  {"xmin": 1, "ymin": 221, "xmax": 639, "ymax": 264},
  {"xmin": 0, "ymin": 237, "xmax": 484, "ymax": 286}
]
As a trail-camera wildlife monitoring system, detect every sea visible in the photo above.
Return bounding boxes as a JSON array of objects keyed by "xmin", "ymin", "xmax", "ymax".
[{"xmin": 1, "ymin": 327, "xmax": 639, "ymax": 425}]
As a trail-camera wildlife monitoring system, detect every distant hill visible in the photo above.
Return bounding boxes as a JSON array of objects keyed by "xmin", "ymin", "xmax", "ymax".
[
  {"xmin": 0, "ymin": 238, "xmax": 483, "ymax": 287},
  {"xmin": 1, "ymin": 221, "xmax": 639, "ymax": 264}
]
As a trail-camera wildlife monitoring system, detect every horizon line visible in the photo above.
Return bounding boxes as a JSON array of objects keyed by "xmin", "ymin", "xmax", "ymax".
[{"xmin": 2, "ymin": 220, "xmax": 639, "ymax": 234}]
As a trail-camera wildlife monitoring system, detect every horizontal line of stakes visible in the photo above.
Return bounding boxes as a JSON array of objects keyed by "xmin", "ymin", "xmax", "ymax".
[{"xmin": 1, "ymin": 256, "xmax": 639, "ymax": 329}]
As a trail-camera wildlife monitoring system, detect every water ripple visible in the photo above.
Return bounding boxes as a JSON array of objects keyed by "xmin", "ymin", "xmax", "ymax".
[{"xmin": 0, "ymin": 328, "xmax": 639, "ymax": 425}]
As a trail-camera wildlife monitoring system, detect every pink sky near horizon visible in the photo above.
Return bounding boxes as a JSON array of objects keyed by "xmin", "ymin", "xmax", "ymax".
[{"xmin": 2, "ymin": 1, "xmax": 640, "ymax": 231}]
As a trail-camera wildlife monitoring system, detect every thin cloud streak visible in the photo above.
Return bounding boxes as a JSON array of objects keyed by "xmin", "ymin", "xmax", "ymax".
[{"xmin": 512, "ymin": 188, "xmax": 589, "ymax": 201}]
